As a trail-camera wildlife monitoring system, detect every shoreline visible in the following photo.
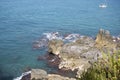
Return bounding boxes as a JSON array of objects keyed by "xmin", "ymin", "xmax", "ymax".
[{"xmin": 14, "ymin": 29, "xmax": 120, "ymax": 80}]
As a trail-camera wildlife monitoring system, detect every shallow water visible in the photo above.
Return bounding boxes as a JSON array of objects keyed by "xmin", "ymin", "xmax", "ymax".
[{"xmin": 0, "ymin": 0, "xmax": 120, "ymax": 79}]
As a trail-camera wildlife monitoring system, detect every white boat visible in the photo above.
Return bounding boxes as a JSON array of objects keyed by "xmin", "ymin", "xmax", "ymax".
[
  {"xmin": 99, "ymin": 4, "xmax": 107, "ymax": 8},
  {"xmin": 99, "ymin": 0, "xmax": 108, "ymax": 8}
]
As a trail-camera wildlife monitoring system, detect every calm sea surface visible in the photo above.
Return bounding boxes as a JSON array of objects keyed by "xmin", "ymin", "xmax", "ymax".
[{"xmin": 0, "ymin": 0, "xmax": 120, "ymax": 79}]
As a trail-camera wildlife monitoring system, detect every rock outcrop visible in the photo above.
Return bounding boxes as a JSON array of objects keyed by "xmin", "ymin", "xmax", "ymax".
[
  {"xmin": 59, "ymin": 36, "xmax": 96, "ymax": 59},
  {"xmin": 48, "ymin": 39, "xmax": 64, "ymax": 55},
  {"xmin": 95, "ymin": 29, "xmax": 117, "ymax": 51},
  {"xmin": 58, "ymin": 36, "xmax": 101, "ymax": 78},
  {"xmin": 31, "ymin": 69, "xmax": 76, "ymax": 80}
]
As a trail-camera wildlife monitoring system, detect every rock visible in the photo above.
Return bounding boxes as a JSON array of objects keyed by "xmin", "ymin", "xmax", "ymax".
[
  {"xmin": 58, "ymin": 36, "xmax": 101, "ymax": 78},
  {"xmin": 59, "ymin": 36, "xmax": 95, "ymax": 59},
  {"xmin": 48, "ymin": 39, "xmax": 64, "ymax": 55},
  {"xmin": 59, "ymin": 58, "xmax": 91, "ymax": 78},
  {"xmin": 48, "ymin": 74, "xmax": 76, "ymax": 80},
  {"xmin": 30, "ymin": 69, "xmax": 76, "ymax": 80},
  {"xmin": 80, "ymin": 48, "xmax": 102, "ymax": 61},
  {"xmin": 31, "ymin": 69, "xmax": 47, "ymax": 80},
  {"xmin": 95, "ymin": 29, "xmax": 117, "ymax": 51},
  {"xmin": 21, "ymin": 73, "xmax": 31, "ymax": 80}
]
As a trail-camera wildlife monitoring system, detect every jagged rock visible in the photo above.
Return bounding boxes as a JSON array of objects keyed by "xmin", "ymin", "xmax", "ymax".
[
  {"xmin": 48, "ymin": 39, "xmax": 64, "ymax": 55},
  {"xmin": 31, "ymin": 69, "xmax": 47, "ymax": 80},
  {"xmin": 48, "ymin": 74, "xmax": 76, "ymax": 80},
  {"xmin": 80, "ymin": 48, "xmax": 102, "ymax": 61},
  {"xmin": 59, "ymin": 58, "xmax": 91, "ymax": 71},
  {"xmin": 59, "ymin": 36, "xmax": 95, "ymax": 59},
  {"xmin": 58, "ymin": 58, "xmax": 91, "ymax": 78},
  {"xmin": 30, "ymin": 69, "xmax": 76, "ymax": 80},
  {"xmin": 48, "ymin": 36, "xmax": 101, "ymax": 78},
  {"xmin": 95, "ymin": 29, "xmax": 117, "ymax": 51}
]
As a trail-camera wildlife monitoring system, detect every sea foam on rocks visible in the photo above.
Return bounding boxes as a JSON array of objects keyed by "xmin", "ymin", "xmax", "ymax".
[
  {"xmin": 13, "ymin": 71, "xmax": 31, "ymax": 80},
  {"xmin": 33, "ymin": 32, "xmax": 82, "ymax": 49}
]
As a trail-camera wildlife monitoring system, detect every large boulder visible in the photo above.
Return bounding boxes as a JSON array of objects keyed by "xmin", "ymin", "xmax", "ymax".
[
  {"xmin": 48, "ymin": 39, "xmax": 64, "ymax": 55},
  {"xmin": 31, "ymin": 69, "xmax": 48, "ymax": 80}
]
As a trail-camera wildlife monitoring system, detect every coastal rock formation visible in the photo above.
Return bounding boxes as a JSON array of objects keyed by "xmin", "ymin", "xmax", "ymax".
[
  {"xmin": 47, "ymin": 36, "xmax": 101, "ymax": 77},
  {"xmin": 46, "ymin": 29, "xmax": 120, "ymax": 78},
  {"xmin": 58, "ymin": 36, "xmax": 103, "ymax": 78},
  {"xmin": 48, "ymin": 39, "xmax": 64, "ymax": 55},
  {"xmin": 19, "ymin": 29, "xmax": 120, "ymax": 80},
  {"xmin": 95, "ymin": 29, "xmax": 117, "ymax": 51}
]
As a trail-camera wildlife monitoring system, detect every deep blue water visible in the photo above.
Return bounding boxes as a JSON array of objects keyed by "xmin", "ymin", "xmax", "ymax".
[{"xmin": 0, "ymin": 0, "xmax": 120, "ymax": 79}]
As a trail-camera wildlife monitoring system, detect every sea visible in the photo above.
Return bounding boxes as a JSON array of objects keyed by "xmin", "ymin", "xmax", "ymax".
[{"xmin": 0, "ymin": 0, "xmax": 120, "ymax": 80}]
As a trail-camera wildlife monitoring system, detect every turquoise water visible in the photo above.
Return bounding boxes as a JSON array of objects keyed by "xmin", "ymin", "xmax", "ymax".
[{"xmin": 0, "ymin": 0, "xmax": 120, "ymax": 79}]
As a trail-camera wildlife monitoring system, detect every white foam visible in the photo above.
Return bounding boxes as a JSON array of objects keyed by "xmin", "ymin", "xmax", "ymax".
[
  {"xmin": 13, "ymin": 71, "xmax": 31, "ymax": 80},
  {"xmin": 33, "ymin": 32, "xmax": 83, "ymax": 49},
  {"xmin": 43, "ymin": 32, "xmax": 62, "ymax": 40},
  {"xmin": 43, "ymin": 32, "xmax": 81, "ymax": 42},
  {"xmin": 63, "ymin": 33, "xmax": 80, "ymax": 42}
]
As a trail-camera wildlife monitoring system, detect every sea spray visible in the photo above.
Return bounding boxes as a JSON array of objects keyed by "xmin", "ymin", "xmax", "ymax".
[
  {"xmin": 13, "ymin": 71, "xmax": 31, "ymax": 80},
  {"xmin": 33, "ymin": 32, "xmax": 82, "ymax": 49}
]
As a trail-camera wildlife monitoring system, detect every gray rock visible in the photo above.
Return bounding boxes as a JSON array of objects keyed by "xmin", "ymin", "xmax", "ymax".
[
  {"xmin": 31, "ymin": 69, "xmax": 47, "ymax": 80},
  {"xmin": 60, "ymin": 36, "xmax": 95, "ymax": 59},
  {"xmin": 80, "ymin": 48, "xmax": 102, "ymax": 61},
  {"xmin": 48, "ymin": 74, "xmax": 76, "ymax": 80}
]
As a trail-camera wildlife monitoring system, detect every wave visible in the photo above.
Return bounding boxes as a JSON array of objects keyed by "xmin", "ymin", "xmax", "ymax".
[
  {"xmin": 33, "ymin": 32, "xmax": 83, "ymax": 49},
  {"xmin": 13, "ymin": 71, "xmax": 31, "ymax": 80},
  {"xmin": 43, "ymin": 32, "xmax": 83, "ymax": 42}
]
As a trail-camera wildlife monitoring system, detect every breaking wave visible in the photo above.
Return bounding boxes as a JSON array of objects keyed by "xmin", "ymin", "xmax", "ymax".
[
  {"xmin": 33, "ymin": 32, "xmax": 83, "ymax": 49},
  {"xmin": 13, "ymin": 71, "xmax": 31, "ymax": 80}
]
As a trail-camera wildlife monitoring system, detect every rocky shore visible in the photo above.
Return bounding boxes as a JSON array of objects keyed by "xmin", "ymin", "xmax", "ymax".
[{"xmin": 20, "ymin": 29, "xmax": 120, "ymax": 80}]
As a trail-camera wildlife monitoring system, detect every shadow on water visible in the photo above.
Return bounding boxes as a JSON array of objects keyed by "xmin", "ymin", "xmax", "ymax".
[{"xmin": 0, "ymin": 69, "xmax": 14, "ymax": 80}]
